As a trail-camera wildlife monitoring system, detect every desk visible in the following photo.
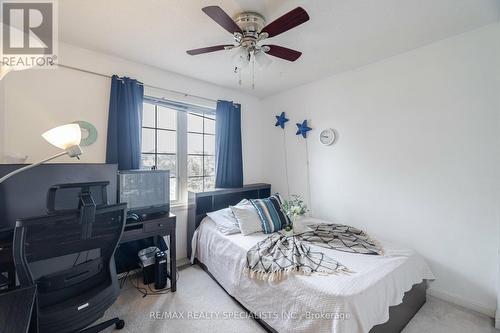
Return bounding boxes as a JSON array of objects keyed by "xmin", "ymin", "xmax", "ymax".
[
  {"xmin": 0, "ymin": 213, "xmax": 177, "ymax": 293},
  {"xmin": 119, "ymin": 213, "xmax": 177, "ymax": 292},
  {"xmin": 0, "ymin": 285, "xmax": 37, "ymax": 333}
]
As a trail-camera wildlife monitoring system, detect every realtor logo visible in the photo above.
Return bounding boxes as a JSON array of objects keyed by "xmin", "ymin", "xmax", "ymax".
[
  {"xmin": 3, "ymin": 1, "xmax": 53, "ymax": 54},
  {"xmin": 0, "ymin": 0, "xmax": 58, "ymax": 77}
]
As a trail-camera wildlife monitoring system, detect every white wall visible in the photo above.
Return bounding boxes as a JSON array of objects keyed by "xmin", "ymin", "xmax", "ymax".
[
  {"xmin": 261, "ymin": 24, "xmax": 500, "ymax": 315},
  {"xmin": 3, "ymin": 62, "xmax": 110, "ymax": 163},
  {"xmin": 1, "ymin": 42, "xmax": 268, "ymax": 261}
]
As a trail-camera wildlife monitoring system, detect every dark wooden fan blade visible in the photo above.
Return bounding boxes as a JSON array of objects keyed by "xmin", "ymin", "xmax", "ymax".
[
  {"xmin": 263, "ymin": 45, "xmax": 302, "ymax": 62},
  {"xmin": 202, "ymin": 6, "xmax": 242, "ymax": 34},
  {"xmin": 261, "ymin": 7, "xmax": 309, "ymax": 38},
  {"xmin": 186, "ymin": 45, "xmax": 233, "ymax": 55}
]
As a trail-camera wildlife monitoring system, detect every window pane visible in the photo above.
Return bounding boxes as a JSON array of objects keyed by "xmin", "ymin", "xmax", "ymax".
[
  {"xmin": 205, "ymin": 176, "xmax": 216, "ymax": 191},
  {"xmin": 157, "ymin": 155, "xmax": 176, "ymax": 177},
  {"xmin": 141, "ymin": 154, "xmax": 155, "ymax": 169},
  {"xmin": 204, "ymin": 156, "xmax": 214, "ymax": 176},
  {"xmin": 204, "ymin": 135, "xmax": 215, "ymax": 155},
  {"xmin": 157, "ymin": 106, "xmax": 177, "ymax": 130},
  {"xmin": 157, "ymin": 130, "xmax": 176, "ymax": 154},
  {"xmin": 187, "ymin": 113, "xmax": 203, "ymax": 133},
  {"xmin": 204, "ymin": 118, "xmax": 215, "ymax": 134},
  {"xmin": 170, "ymin": 178, "xmax": 177, "ymax": 201},
  {"xmin": 188, "ymin": 177, "xmax": 203, "ymax": 192},
  {"xmin": 188, "ymin": 155, "xmax": 203, "ymax": 177},
  {"xmin": 143, "ymin": 103, "xmax": 155, "ymax": 127},
  {"xmin": 141, "ymin": 128, "xmax": 155, "ymax": 153},
  {"xmin": 188, "ymin": 133, "xmax": 203, "ymax": 154}
]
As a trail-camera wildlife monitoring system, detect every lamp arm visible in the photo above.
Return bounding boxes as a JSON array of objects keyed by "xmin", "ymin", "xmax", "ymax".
[{"xmin": 0, "ymin": 150, "xmax": 68, "ymax": 184}]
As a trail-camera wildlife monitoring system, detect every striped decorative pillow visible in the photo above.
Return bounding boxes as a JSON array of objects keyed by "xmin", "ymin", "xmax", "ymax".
[
  {"xmin": 269, "ymin": 193, "xmax": 292, "ymax": 224},
  {"xmin": 269, "ymin": 193, "xmax": 291, "ymax": 225},
  {"xmin": 250, "ymin": 194, "xmax": 291, "ymax": 234}
]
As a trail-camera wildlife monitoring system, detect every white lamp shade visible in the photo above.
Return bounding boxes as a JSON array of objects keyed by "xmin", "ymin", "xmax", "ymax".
[
  {"xmin": 42, "ymin": 124, "xmax": 82, "ymax": 150},
  {"xmin": 255, "ymin": 51, "xmax": 272, "ymax": 69}
]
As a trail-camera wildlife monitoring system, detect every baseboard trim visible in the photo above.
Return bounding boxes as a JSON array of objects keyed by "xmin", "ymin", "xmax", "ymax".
[
  {"xmin": 427, "ymin": 288, "xmax": 495, "ymax": 318},
  {"xmin": 176, "ymin": 257, "xmax": 191, "ymax": 268}
]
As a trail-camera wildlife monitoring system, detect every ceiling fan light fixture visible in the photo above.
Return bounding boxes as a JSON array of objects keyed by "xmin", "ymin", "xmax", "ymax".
[
  {"xmin": 232, "ymin": 47, "xmax": 250, "ymax": 69},
  {"xmin": 188, "ymin": 6, "xmax": 310, "ymax": 89}
]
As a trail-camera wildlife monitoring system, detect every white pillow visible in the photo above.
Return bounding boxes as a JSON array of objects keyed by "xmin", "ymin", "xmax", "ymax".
[
  {"xmin": 230, "ymin": 204, "xmax": 262, "ymax": 235},
  {"xmin": 207, "ymin": 208, "xmax": 240, "ymax": 235},
  {"xmin": 237, "ymin": 198, "xmax": 250, "ymax": 206}
]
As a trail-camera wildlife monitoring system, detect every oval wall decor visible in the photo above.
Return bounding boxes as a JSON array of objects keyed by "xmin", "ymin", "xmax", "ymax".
[{"xmin": 73, "ymin": 120, "xmax": 98, "ymax": 146}]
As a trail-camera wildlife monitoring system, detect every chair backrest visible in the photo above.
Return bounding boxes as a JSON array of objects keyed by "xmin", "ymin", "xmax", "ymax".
[{"xmin": 13, "ymin": 203, "xmax": 126, "ymax": 309}]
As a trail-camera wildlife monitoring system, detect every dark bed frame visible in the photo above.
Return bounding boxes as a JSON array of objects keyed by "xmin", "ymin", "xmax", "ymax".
[{"xmin": 187, "ymin": 184, "xmax": 427, "ymax": 333}]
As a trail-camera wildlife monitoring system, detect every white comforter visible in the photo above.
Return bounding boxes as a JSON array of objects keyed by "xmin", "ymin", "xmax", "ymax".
[{"xmin": 193, "ymin": 217, "xmax": 434, "ymax": 333}]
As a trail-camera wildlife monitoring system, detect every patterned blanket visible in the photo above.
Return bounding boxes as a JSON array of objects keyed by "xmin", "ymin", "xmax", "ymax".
[{"xmin": 245, "ymin": 224, "xmax": 383, "ymax": 281}]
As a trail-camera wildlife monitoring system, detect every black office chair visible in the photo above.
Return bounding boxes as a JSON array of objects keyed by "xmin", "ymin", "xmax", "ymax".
[
  {"xmin": 13, "ymin": 201, "xmax": 127, "ymax": 333},
  {"xmin": 0, "ymin": 228, "xmax": 15, "ymax": 291}
]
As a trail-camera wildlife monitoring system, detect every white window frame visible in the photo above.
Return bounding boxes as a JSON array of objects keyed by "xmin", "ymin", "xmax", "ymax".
[
  {"xmin": 186, "ymin": 111, "xmax": 216, "ymax": 197},
  {"xmin": 141, "ymin": 97, "xmax": 216, "ymax": 204}
]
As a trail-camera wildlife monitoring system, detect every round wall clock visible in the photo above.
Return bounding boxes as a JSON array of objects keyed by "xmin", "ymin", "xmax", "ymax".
[
  {"xmin": 319, "ymin": 128, "xmax": 336, "ymax": 146},
  {"xmin": 73, "ymin": 120, "xmax": 98, "ymax": 146}
]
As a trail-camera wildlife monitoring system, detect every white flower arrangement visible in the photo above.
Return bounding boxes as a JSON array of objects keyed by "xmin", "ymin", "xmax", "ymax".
[{"xmin": 282, "ymin": 195, "xmax": 309, "ymax": 222}]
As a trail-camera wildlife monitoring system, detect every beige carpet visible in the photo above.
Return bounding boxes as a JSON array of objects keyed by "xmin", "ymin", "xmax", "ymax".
[{"xmin": 100, "ymin": 265, "xmax": 497, "ymax": 333}]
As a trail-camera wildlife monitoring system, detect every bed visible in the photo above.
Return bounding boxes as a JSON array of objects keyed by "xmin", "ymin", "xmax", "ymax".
[{"xmin": 187, "ymin": 185, "xmax": 434, "ymax": 333}]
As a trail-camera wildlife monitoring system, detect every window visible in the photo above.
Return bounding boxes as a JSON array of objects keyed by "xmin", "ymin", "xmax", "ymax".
[
  {"xmin": 141, "ymin": 98, "xmax": 216, "ymax": 202},
  {"xmin": 187, "ymin": 112, "xmax": 216, "ymax": 193},
  {"xmin": 141, "ymin": 102, "xmax": 178, "ymax": 200}
]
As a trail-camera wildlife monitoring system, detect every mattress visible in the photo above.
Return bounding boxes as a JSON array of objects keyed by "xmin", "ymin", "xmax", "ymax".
[{"xmin": 193, "ymin": 217, "xmax": 435, "ymax": 333}]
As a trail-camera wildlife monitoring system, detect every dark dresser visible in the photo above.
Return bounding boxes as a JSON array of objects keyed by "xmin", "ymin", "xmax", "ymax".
[{"xmin": 187, "ymin": 183, "xmax": 271, "ymax": 258}]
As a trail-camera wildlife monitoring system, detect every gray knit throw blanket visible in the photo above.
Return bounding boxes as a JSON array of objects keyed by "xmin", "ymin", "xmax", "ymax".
[{"xmin": 245, "ymin": 224, "xmax": 383, "ymax": 282}]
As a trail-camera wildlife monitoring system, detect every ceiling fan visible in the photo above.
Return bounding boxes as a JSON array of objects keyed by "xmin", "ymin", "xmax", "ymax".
[{"xmin": 187, "ymin": 6, "xmax": 310, "ymax": 64}]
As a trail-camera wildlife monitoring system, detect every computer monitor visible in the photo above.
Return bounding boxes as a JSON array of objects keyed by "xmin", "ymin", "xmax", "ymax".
[{"xmin": 117, "ymin": 170, "xmax": 170, "ymax": 217}]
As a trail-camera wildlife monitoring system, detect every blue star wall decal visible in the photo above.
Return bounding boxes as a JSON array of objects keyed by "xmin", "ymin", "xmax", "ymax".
[
  {"xmin": 275, "ymin": 112, "xmax": 289, "ymax": 129},
  {"xmin": 296, "ymin": 120, "xmax": 312, "ymax": 138}
]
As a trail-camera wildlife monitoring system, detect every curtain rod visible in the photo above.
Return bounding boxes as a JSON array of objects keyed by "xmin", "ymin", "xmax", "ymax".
[{"xmin": 57, "ymin": 64, "xmax": 219, "ymax": 104}]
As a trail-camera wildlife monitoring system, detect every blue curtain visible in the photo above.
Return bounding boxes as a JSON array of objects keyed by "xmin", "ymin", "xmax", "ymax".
[
  {"xmin": 106, "ymin": 75, "xmax": 144, "ymax": 170},
  {"xmin": 215, "ymin": 100, "xmax": 243, "ymax": 188}
]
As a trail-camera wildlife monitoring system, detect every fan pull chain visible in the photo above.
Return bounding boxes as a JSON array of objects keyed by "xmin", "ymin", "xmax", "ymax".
[{"xmin": 252, "ymin": 53, "xmax": 255, "ymax": 90}]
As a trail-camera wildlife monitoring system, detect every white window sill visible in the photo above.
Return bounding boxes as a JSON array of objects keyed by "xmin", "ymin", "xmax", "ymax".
[{"xmin": 170, "ymin": 202, "xmax": 189, "ymax": 210}]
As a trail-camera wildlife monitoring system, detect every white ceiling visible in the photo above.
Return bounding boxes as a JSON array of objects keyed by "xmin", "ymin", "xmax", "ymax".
[{"xmin": 59, "ymin": 0, "xmax": 500, "ymax": 98}]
